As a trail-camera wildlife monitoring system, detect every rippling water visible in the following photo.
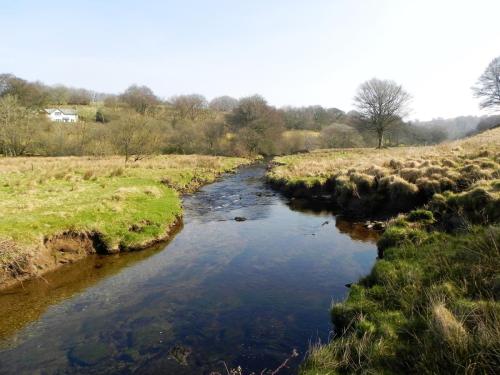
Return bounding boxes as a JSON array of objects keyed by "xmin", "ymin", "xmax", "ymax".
[{"xmin": 0, "ymin": 164, "xmax": 377, "ymax": 374}]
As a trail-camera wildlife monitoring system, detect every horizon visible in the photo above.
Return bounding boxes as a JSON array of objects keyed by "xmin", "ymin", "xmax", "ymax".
[{"xmin": 1, "ymin": 0, "xmax": 500, "ymax": 121}]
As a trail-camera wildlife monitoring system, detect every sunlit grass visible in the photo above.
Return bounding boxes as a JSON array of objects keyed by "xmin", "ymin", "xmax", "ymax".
[
  {"xmin": 268, "ymin": 128, "xmax": 500, "ymax": 214},
  {"xmin": 0, "ymin": 155, "xmax": 249, "ymax": 285}
]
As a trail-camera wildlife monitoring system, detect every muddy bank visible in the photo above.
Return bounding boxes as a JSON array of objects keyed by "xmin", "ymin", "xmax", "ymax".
[{"xmin": 0, "ymin": 217, "xmax": 182, "ymax": 291}]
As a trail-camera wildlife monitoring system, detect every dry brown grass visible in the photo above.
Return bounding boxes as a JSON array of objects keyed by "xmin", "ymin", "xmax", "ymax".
[
  {"xmin": 269, "ymin": 127, "xmax": 500, "ymax": 185},
  {"xmin": 268, "ymin": 128, "xmax": 500, "ymax": 214}
]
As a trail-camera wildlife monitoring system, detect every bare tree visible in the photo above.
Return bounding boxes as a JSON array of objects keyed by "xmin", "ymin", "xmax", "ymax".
[
  {"xmin": 170, "ymin": 94, "xmax": 207, "ymax": 120},
  {"xmin": 473, "ymin": 56, "xmax": 500, "ymax": 111},
  {"xmin": 209, "ymin": 96, "xmax": 238, "ymax": 112},
  {"xmin": 109, "ymin": 113, "xmax": 159, "ymax": 161},
  {"xmin": 119, "ymin": 85, "xmax": 159, "ymax": 114},
  {"xmin": 354, "ymin": 78, "xmax": 411, "ymax": 148},
  {"xmin": 0, "ymin": 95, "xmax": 37, "ymax": 156}
]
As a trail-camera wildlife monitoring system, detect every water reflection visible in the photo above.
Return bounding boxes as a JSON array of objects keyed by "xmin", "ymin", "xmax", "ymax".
[
  {"xmin": 0, "ymin": 238, "xmax": 179, "ymax": 341},
  {"xmin": 0, "ymin": 164, "xmax": 377, "ymax": 375}
]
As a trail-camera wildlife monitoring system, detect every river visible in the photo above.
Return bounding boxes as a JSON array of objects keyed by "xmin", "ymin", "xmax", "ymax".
[{"xmin": 0, "ymin": 164, "xmax": 377, "ymax": 374}]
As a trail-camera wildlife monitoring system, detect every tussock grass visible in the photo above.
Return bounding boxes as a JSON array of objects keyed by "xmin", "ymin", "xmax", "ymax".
[
  {"xmin": 268, "ymin": 127, "xmax": 500, "ymax": 215},
  {"xmin": 0, "ymin": 155, "xmax": 249, "ymax": 286}
]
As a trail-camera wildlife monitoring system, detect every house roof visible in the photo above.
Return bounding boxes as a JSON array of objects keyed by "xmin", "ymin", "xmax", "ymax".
[{"xmin": 44, "ymin": 108, "xmax": 78, "ymax": 115}]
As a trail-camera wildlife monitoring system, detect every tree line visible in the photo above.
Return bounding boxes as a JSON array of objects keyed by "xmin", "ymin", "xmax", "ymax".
[{"xmin": 1, "ymin": 55, "xmax": 498, "ymax": 159}]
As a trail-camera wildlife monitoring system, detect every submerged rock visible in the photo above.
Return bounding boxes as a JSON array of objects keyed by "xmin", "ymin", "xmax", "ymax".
[
  {"xmin": 363, "ymin": 220, "xmax": 386, "ymax": 231},
  {"xmin": 169, "ymin": 344, "xmax": 192, "ymax": 365},
  {"xmin": 68, "ymin": 342, "xmax": 111, "ymax": 366}
]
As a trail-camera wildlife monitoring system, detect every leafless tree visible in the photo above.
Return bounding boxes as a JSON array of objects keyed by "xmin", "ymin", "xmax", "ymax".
[
  {"xmin": 0, "ymin": 95, "xmax": 37, "ymax": 156},
  {"xmin": 109, "ymin": 113, "xmax": 160, "ymax": 161},
  {"xmin": 119, "ymin": 85, "xmax": 159, "ymax": 114},
  {"xmin": 473, "ymin": 56, "xmax": 500, "ymax": 111},
  {"xmin": 170, "ymin": 94, "xmax": 208, "ymax": 120},
  {"xmin": 353, "ymin": 78, "xmax": 411, "ymax": 148},
  {"xmin": 209, "ymin": 96, "xmax": 238, "ymax": 112}
]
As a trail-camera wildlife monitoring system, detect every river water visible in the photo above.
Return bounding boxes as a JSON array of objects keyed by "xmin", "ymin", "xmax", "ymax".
[{"xmin": 0, "ymin": 164, "xmax": 377, "ymax": 374}]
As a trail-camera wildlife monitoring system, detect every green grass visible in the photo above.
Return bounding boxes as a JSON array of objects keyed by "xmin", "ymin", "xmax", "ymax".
[
  {"xmin": 0, "ymin": 155, "xmax": 249, "ymax": 285},
  {"xmin": 1, "ymin": 176, "xmax": 179, "ymax": 249},
  {"xmin": 301, "ymin": 225, "xmax": 500, "ymax": 374}
]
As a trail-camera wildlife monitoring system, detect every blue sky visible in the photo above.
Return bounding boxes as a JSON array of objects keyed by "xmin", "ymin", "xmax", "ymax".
[{"xmin": 1, "ymin": 0, "xmax": 499, "ymax": 120}]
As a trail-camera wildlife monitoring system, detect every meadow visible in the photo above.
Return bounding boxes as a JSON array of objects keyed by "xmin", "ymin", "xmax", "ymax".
[{"xmin": 0, "ymin": 155, "xmax": 249, "ymax": 287}]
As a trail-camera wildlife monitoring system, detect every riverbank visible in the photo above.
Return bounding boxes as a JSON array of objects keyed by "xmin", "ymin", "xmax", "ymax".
[
  {"xmin": 267, "ymin": 128, "xmax": 500, "ymax": 374},
  {"xmin": 267, "ymin": 128, "xmax": 500, "ymax": 217},
  {"xmin": 0, "ymin": 162, "xmax": 378, "ymax": 374},
  {"xmin": 0, "ymin": 155, "xmax": 249, "ymax": 289}
]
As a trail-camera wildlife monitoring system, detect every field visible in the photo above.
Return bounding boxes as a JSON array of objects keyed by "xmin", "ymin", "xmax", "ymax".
[
  {"xmin": 267, "ymin": 128, "xmax": 500, "ymax": 374},
  {"xmin": 0, "ymin": 155, "xmax": 249, "ymax": 288}
]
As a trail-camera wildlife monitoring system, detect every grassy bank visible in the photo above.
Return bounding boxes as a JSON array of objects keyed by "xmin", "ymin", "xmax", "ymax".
[
  {"xmin": 0, "ymin": 155, "xmax": 249, "ymax": 288},
  {"xmin": 302, "ymin": 223, "xmax": 499, "ymax": 374},
  {"xmin": 268, "ymin": 128, "xmax": 500, "ymax": 216},
  {"xmin": 267, "ymin": 129, "xmax": 500, "ymax": 374}
]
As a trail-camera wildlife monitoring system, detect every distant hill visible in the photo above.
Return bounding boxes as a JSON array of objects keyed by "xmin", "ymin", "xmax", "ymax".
[
  {"xmin": 413, "ymin": 114, "xmax": 500, "ymax": 140},
  {"xmin": 412, "ymin": 116, "xmax": 480, "ymax": 140}
]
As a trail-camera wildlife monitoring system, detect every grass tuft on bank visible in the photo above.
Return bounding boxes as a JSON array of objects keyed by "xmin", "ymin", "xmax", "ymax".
[
  {"xmin": 268, "ymin": 128, "xmax": 500, "ymax": 216},
  {"xmin": 301, "ymin": 222, "xmax": 500, "ymax": 374},
  {"xmin": 0, "ymin": 155, "xmax": 249, "ymax": 287}
]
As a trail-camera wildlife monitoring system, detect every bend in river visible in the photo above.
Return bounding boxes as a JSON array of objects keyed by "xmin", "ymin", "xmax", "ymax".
[{"xmin": 0, "ymin": 164, "xmax": 378, "ymax": 374}]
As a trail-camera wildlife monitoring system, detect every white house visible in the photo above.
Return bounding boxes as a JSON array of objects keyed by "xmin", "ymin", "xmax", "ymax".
[{"xmin": 44, "ymin": 108, "xmax": 78, "ymax": 122}]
